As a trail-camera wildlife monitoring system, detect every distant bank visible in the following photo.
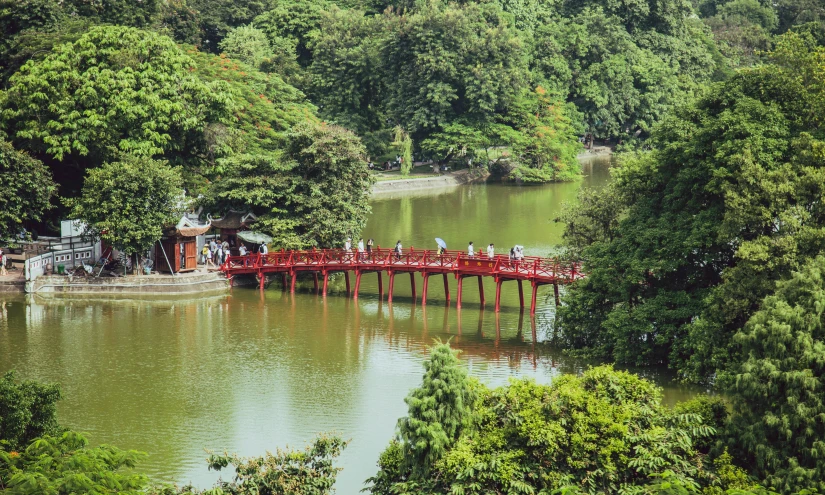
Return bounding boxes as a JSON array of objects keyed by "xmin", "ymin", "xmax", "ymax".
[{"xmin": 372, "ymin": 148, "xmax": 613, "ymax": 196}]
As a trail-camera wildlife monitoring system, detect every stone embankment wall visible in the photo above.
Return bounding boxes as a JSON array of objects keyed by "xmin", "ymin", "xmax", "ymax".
[
  {"xmin": 372, "ymin": 168, "xmax": 489, "ymax": 195},
  {"xmin": 27, "ymin": 272, "xmax": 229, "ymax": 295}
]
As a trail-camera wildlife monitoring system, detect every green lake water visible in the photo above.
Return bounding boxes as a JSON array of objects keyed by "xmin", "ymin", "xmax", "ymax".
[{"xmin": 0, "ymin": 156, "xmax": 706, "ymax": 493}]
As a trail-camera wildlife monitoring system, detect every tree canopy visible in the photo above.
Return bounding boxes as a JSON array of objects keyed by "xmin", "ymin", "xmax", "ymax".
[
  {"xmin": 67, "ymin": 157, "xmax": 184, "ymax": 258},
  {"xmin": 0, "ymin": 141, "xmax": 55, "ymax": 240},
  {"xmin": 557, "ymin": 32, "xmax": 825, "ymax": 382},
  {"xmin": 720, "ymin": 256, "xmax": 825, "ymax": 493}
]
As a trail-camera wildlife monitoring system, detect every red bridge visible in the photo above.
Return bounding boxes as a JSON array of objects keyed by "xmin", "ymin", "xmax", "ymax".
[{"xmin": 221, "ymin": 248, "xmax": 583, "ymax": 314}]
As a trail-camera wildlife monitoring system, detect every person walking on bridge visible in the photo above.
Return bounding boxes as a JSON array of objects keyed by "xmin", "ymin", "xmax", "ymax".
[
  {"xmin": 395, "ymin": 240, "xmax": 402, "ymax": 261},
  {"xmin": 259, "ymin": 242, "xmax": 268, "ymax": 255},
  {"xmin": 366, "ymin": 238, "xmax": 373, "ymax": 255},
  {"xmin": 487, "ymin": 243, "xmax": 494, "ymax": 259},
  {"xmin": 357, "ymin": 238, "xmax": 365, "ymax": 261},
  {"xmin": 468, "ymin": 241, "xmax": 474, "ymax": 258}
]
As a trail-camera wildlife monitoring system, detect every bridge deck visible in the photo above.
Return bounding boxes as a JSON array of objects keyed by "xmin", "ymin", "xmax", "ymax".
[{"xmin": 221, "ymin": 248, "xmax": 583, "ymax": 313}]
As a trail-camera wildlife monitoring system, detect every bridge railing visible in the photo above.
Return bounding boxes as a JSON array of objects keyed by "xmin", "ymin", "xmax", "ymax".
[
  {"xmin": 224, "ymin": 254, "xmax": 261, "ymax": 271},
  {"xmin": 222, "ymin": 249, "xmax": 584, "ymax": 282},
  {"xmin": 262, "ymin": 252, "xmax": 293, "ymax": 267}
]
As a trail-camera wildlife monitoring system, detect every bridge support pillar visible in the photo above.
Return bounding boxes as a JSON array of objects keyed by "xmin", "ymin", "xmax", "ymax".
[
  {"xmin": 345, "ymin": 271, "xmax": 351, "ymax": 295},
  {"xmin": 553, "ymin": 282, "xmax": 560, "ymax": 307},
  {"xmin": 456, "ymin": 276, "xmax": 463, "ymax": 309},
  {"xmin": 388, "ymin": 272, "xmax": 395, "ymax": 303},
  {"xmin": 421, "ymin": 274, "xmax": 429, "ymax": 305},
  {"xmin": 377, "ymin": 272, "xmax": 383, "ymax": 298},
  {"xmin": 410, "ymin": 272, "xmax": 416, "ymax": 302},
  {"xmin": 323, "ymin": 272, "xmax": 329, "ymax": 297},
  {"xmin": 495, "ymin": 279, "xmax": 502, "ymax": 313},
  {"xmin": 442, "ymin": 273, "xmax": 450, "ymax": 302},
  {"xmin": 477, "ymin": 276, "xmax": 485, "ymax": 306},
  {"xmin": 290, "ymin": 272, "xmax": 296, "ymax": 293},
  {"xmin": 354, "ymin": 271, "xmax": 362, "ymax": 299},
  {"xmin": 259, "ymin": 273, "xmax": 265, "ymax": 290},
  {"xmin": 518, "ymin": 280, "xmax": 524, "ymax": 308},
  {"xmin": 530, "ymin": 281, "xmax": 539, "ymax": 315}
]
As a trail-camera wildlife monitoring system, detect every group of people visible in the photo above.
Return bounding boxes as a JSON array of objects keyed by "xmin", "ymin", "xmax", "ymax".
[
  {"xmin": 344, "ymin": 237, "xmax": 375, "ymax": 260},
  {"xmin": 340, "ymin": 239, "xmax": 525, "ymax": 262},
  {"xmin": 201, "ymin": 238, "xmax": 269, "ymax": 266}
]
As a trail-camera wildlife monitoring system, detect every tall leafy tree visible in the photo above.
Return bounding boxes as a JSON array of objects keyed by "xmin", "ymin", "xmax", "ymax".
[
  {"xmin": 67, "ymin": 157, "xmax": 184, "ymax": 266},
  {"xmin": 720, "ymin": 257, "xmax": 825, "ymax": 493},
  {"xmin": 204, "ymin": 122, "xmax": 373, "ymax": 248},
  {"xmin": 218, "ymin": 24, "xmax": 275, "ymax": 69},
  {"xmin": 308, "ymin": 6, "xmax": 387, "ymax": 149},
  {"xmin": 396, "ymin": 342, "xmax": 474, "ymax": 476},
  {"xmin": 557, "ymin": 32, "xmax": 825, "ymax": 382},
  {"xmin": 380, "ymin": 1, "xmax": 529, "ymax": 140},
  {"xmin": 1, "ymin": 25, "xmax": 232, "ymax": 195},
  {"xmin": 0, "ymin": 141, "xmax": 56, "ymax": 240},
  {"xmin": 188, "ymin": 0, "xmax": 275, "ymax": 51}
]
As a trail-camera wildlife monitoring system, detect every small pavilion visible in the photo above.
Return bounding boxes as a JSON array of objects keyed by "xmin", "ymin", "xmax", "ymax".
[
  {"xmin": 156, "ymin": 216, "xmax": 212, "ymax": 273},
  {"xmin": 210, "ymin": 211, "xmax": 257, "ymax": 256}
]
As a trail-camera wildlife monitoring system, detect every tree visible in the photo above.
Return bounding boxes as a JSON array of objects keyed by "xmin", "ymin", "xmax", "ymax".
[
  {"xmin": 720, "ymin": 257, "xmax": 825, "ymax": 493},
  {"xmin": 0, "ymin": 141, "xmax": 56, "ymax": 240},
  {"xmin": 307, "ymin": 6, "xmax": 387, "ymax": 151},
  {"xmin": 0, "ymin": 431, "xmax": 148, "ymax": 494},
  {"xmin": 0, "ymin": 371, "xmax": 61, "ymax": 451},
  {"xmin": 218, "ymin": 24, "xmax": 275, "ymax": 69},
  {"xmin": 253, "ymin": 0, "xmax": 330, "ymax": 67},
  {"xmin": 509, "ymin": 86, "xmax": 582, "ymax": 182},
  {"xmin": 557, "ymin": 32, "xmax": 825, "ymax": 381},
  {"xmin": 188, "ymin": 0, "xmax": 275, "ymax": 51},
  {"xmin": 67, "ymin": 157, "xmax": 184, "ymax": 267},
  {"xmin": 391, "ymin": 126, "xmax": 412, "ymax": 177},
  {"xmin": 203, "ymin": 122, "xmax": 373, "ymax": 249},
  {"xmin": 397, "ymin": 342, "xmax": 475, "ymax": 477},
  {"xmin": 159, "ymin": 435, "xmax": 346, "ymax": 495},
  {"xmin": 1, "ymin": 25, "xmax": 233, "ymax": 189},
  {"xmin": 380, "ymin": 1, "xmax": 529, "ymax": 141},
  {"xmin": 368, "ymin": 365, "xmax": 719, "ymax": 494}
]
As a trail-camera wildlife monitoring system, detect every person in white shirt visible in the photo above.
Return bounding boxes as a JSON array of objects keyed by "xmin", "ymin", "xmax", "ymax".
[
  {"xmin": 345, "ymin": 238, "xmax": 352, "ymax": 251},
  {"xmin": 487, "ymin": 243, "xmax": 494, "ymax": 259},
  {"xmin": 259, "ymin": 243, "xmax": 268, "ymax": 255},
  {"xmin": 239, "ymin": 245, "xmax": 248, "ymax": 256},
  {"xmin": 357, "ymin": 238, "xmax": 365, "ymax": 261},
  {"xmin": 468, "ymin": 241, "xmax": 474, "ymax": 257},
  {"xmin": 394, "ymin": 240, "xmax": 402, "ymax": 261}
]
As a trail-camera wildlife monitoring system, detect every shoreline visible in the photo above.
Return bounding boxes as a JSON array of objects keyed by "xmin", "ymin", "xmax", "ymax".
[{"xmin": 372, "ymin": 149, "xmax": 613, "ymax": 196}]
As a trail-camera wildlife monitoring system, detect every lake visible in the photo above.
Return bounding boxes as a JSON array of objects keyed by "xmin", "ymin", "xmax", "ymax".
[{"xmin": 0, "ymin": 156, "xmax": 705, "ymax": 492}]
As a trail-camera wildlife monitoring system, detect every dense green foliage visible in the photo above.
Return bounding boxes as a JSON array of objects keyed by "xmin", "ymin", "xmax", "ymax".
[
  {"xmin": 0, "ymin": 141, "xmax": 55, "ymax": 240},
  {"xmin": 368, "ymin": 357, "xmax": 750, "ymax": 495},
  {"xmin": 67, "ymin": 157, "xmax": 184, "ymax": 258},
  {"xmin": 156, "ymin": 435, "xmax": 347, "ymax": 495},
  {"xmin": 203, "ymin": 122, "xmax": 373, "ymax": 248},
  {"xmin": 1, "ymin": 26, "xmax": 231, "ymax": 169},
  {"xmin": 396, "ymin": 342, "xmax": 475, "ymax": 477},
  {"xmin": 0, "ymin": 431, "xmax": 148, "ymax": 494},
  {"xmin": 0, "ymin": 372, "xmax": 61, "ymax": 452},
  {"xmin": 558, "ymin": 32, "xmax": 825, "ymax": 382},
  {"xmin": 720, "ymin": 257, "xmax": 825, "ymax": 493}
]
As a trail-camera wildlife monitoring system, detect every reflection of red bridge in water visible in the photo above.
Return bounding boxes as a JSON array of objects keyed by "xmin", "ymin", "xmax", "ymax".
[{"xmin": 221, "ymin": 248, "xmax": 584, "ymax": 314}]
